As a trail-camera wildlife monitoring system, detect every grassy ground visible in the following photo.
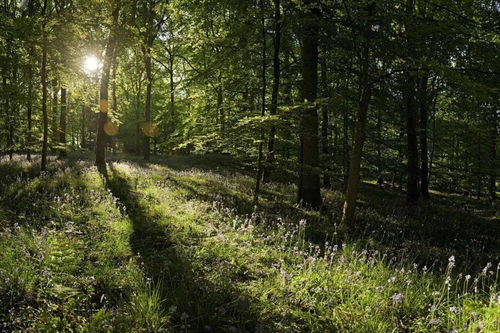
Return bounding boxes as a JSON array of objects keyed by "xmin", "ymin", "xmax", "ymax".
[{"xmin": 0, "ymin": 153, "xmax": 498, "ymax": 332}]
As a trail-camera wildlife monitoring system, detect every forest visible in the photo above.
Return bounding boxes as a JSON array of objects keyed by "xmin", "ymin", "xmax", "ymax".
[{"xmin": 0, "ymin": 0, "xmax": 499, "ymax": 332}]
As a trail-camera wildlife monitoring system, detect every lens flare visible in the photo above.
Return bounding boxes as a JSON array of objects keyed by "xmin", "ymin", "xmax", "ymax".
[
  {"xmin": 104, "ymin": 120, "xmax": 119, "ymax": 136},
  {"xmin": 83, "ymin": 55, "xmax": 100, "ymax": 74},
  {"xmin": 141, "ymin": 121, "xmax": 158, "ymax": 138}
]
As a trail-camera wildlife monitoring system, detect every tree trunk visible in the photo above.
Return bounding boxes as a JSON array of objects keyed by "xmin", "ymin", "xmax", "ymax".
[
  {"xmin": 216, "ymin": 85, "xmax": 224, "ymax": 135},
  {"xmin": 376, "ymin": 108, "xmax": 382, "ymax": 172},
  {"xmin": 41, "ymin": 20, "xmax": 48, "ymax": 170},
  {"xmin": 262, "ymin": 0, "xmax": 281, "ymax": 183},
  {"xmin": 27, "ymin": 56, "xmax": 33, "ymax": 161},
  {"xmin": 418, "ymin": 72, "xmax": 430, "ymax": 199},
  {"xmin": 297, "ymin": 0, "xmax": 322, "ymax": 207},
  {"xmin": 428, "ymin": 92, "xmax": 437, "ymax": 184},
  {"xmin": 111, "ymin": 56, "xmax": 117, "ymax": 155},
  {"xmin": 51, "ymin": 78, "xmax": 58, "ymax": 151},
  {"xmin": 320, "ymin": 54, "xmax": 331, "ymax": 188},
  {"xmin": 405, "ymin": 72, "xmax": 419, "ymax": 203},
  {"xmin": 405, "ymin": 0, "xmax": 419, "ymax": 204},
  {"xmin": 96, "ymin": 4, "xmax": 120, "ymax": 170},
  {"xmin": 342, "ymin": 93, "xmax": 350, "ymax": 191},
  {"xmin": 81, "ymin": 105, "xmax": 86, "ymax": 149},
  {"xmin": 341, "ymin": 1, "xmax": 375, "ymax": 226},
  {"xmin": 476, "ymin": 139, "xmax": 481, "ymax": 200},
  {"xmin": 58, "ymin": 87, "xmax": 67, "ymax": 157},
  {"xmin": 254, "ymin": 0, "xmax": 267, "ymax": 205},
  {"xmin": 169, "ymin": 55, "xmax": 175, "ymax": 130},
  {"xmin": 143, "ymin": 41, "xmax": 152, "ymax": 161},
  {"xmin": 3, "ymin": 72, "xmax": 13, "ymax": 160},
  {"xmin": 489, "ymin": 111, "xmax": 497, "ymax": 205},
  {"xmin": 135, "ymin": 89, "xmax": 141, "ymax": 154}
]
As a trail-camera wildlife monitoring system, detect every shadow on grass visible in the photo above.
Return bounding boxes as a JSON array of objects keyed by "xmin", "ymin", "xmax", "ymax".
[
  {"xmin": 97, "ymin": 154, "xmax": 498, "ymax": 276},
  {"xmin": 342, "ymin": 182, "xmax": 500, "ymax": 272},
  {"xmin": 102, "ymin": 162, "xmax": 265, "ymax": 332},
  {"xmin": 146, "ymin": 158, "xmax": 500, "ymax": 274}
]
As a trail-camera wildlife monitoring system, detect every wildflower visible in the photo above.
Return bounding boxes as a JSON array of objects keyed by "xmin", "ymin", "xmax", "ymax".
[
  {"xmin": 444, "ymin": 276, "xmax": 451, "ymax": 286},
  {"xmin": 180, "ymin": 312, "xmax": 189, "ymax": 320},
  {"xmin": 390, "ymin": 293, "xmax": 404, "ymax": 305},
  {"xmin": 168, "ymin": 305, "xmax": 177, "ymax": 313},
  {"xmin": 448, "ymin": 255, "xmax": 455, "ymax": 268},
  {"xmin": 449, "ymin": 306, "xmax": 461, "ymax": 314},
  {"xmin": 481, "ymin": 262, "xmax": 492, "ymax": 275},
  {"xmin": 388, "ymin": 276, "xmax": 396, "ymax": 283},
  {"xmin": 428, "ymin": 305, "xmax": 437, "ymax": 312},
  {"xmin": 465, "ymin": 274, "xmax": 471, "ymax": 281},
  {"xmin": 429, "ymin": 318, "xmax": 441, "ymax": 325}
]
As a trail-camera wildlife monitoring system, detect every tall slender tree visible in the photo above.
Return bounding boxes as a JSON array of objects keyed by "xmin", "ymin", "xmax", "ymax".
[
  {"xmin": 297, "ymin": 0, "xmax": 322, "ymax": 207},
  {"xmin": 404, "ymin": 0, "xmax": 420, "ymax": 204},
  {"xmin": 341, "ymin": 0, "xmax": 375, "ymax": 226},
  {"xmin": 58, "ymin": 87, "xmax": 67, "ymax": 157},
  {"xmin": 96, "ymin": 3, "xmax": 120, "ymax": 171},
  {"xmin": 263, "ymin": 0, "xmax": 282, "ymax": 183},
  {"xmin": 40, "ymin": 0, "xmax": 49, "ymax": 170}
]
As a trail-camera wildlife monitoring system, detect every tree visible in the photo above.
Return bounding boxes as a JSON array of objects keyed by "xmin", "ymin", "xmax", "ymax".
[
  {"xmin": 136, "ymin": 0, "xmax": 167, "ymax": 160},
  {"xmin": 41, "ymin": 0, "xmax": 49, "ymax": 170},
  {"xmin": 262, "ymin": 0, "xmax": 282, "ymax": 183},
  {"xmin": 404, "ymin": 0, "xmax": 419, "ymax": 204},
  {"xmin": 254, "ymin": 0, "xmax": 268, "ymax": 204},
  {"xmin": 297, "ymin": 0, "xmax": 321, "ymax": 207},
  {"xmin": 58, "ymin": 87, "xmax": 67, "ymax": 157},
  {"xmin": 96, "ymin": 2, "xmax": 120, "ymax": 171},
  {"xmin": 341, "ymin": 1, "xmax": 375, "ymax": 226}
]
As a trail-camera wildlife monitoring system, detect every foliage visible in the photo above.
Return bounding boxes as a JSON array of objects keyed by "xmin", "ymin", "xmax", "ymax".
[{"xmin": 0, "ymin": 154, "xmax": 498, "ymax": 331}]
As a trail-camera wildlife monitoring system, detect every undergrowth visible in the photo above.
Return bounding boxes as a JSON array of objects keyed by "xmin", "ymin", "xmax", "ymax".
[{"xmin": 0, "ymin": 154, "xmax": 498, "ymax": 332}]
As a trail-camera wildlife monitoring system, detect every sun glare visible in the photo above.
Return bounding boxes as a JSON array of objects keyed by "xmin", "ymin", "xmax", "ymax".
[{"xmin": 83, "ymin": 55, "xmax": 100, "ymax": 74}]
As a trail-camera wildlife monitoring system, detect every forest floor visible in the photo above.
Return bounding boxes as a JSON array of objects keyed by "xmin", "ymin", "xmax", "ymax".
[{"xmin": 0, "ymin": 153, "xmax": 498, "ymax": 332}]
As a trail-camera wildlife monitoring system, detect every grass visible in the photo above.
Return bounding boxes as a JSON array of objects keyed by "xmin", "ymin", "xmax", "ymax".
[{"xmin": 0, "ymin": 153, "xmax": 498, "ymax": 332}]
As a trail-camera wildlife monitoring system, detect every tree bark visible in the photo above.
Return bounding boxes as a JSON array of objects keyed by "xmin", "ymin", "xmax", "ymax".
[
  {"xmin": 111, "ymin": 55, "xmax": 117, "ymax": 155},
  {"xmin": 169, "ymin": 54, "xmax": 175, "ymax": 129},
  {"xmin": 41, "ymin": 0, "xmax": 49, "ymax": 170},
  {"xmin": 135, "ymin": 89, "xmax": 141, "ymax": 154},
  {"xmin": 27, "ymin": 54, "xmax": 33, "ymax": 161},
  {"xmin": 51, "ymin": 78, "xmax": 58, "ymax": 151},
  {"xmin": 216, "ymin": 84, "xmax": 224, "ymax": 135},
  {"xmin": 58, "ymin": 87, "xmax": 67, "ymax": 158},
  {"xmin": 143, "ymin": 41, "xmax": 152, "ymax": 161},
  {"xmin": 405, "ymin": 0, "xmax": 420, "ymax": 204},
  {"xmin": 418, "ymin": 71, "xmax": 430, "ymax": 199},
  {"xmin": 320, "ymin": 54, "xmax": 331, "ymax": 188},
  {"xmin": 342, "ymin": 91, "xmax": 350, "ymax": 191},
  {"xmin": 341, "ymin": 1, "xmax": 375, "ymax": 226},
  {"xmin": 254, "ymin": 0, "xmax": 267, "ymax": 205},
  {"xmin": 96, "ymin": 4, "xmax": 120, "ymax": 170},
  {"xmin": 81, "ymin": 105, "xmax": 86, "ymax": 149},
  {"xmin": 476, "ymin": 139, "xmax": 482, "ymax": 199},
  {"xmin": 263, "ymin": 0, "xmax": 281, "ymax": 183},
  {"xmin": 405, "ymin": 72, "xmax": 419, "ymax": 203},
  {"xmin": 297, "ymin": 0, "xmax": 322, "ymax": 207},
  {"xmin": 489, "ymin": 111, "xmax": 497, "ymax": 204},
  {"xmin": 3, "ymin": 72, "xmax": 13, "ymax": 160}
]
